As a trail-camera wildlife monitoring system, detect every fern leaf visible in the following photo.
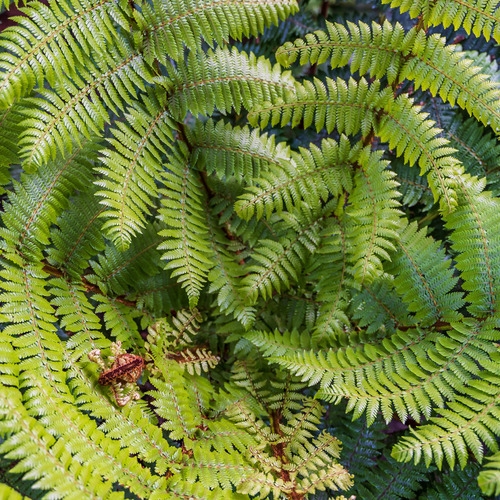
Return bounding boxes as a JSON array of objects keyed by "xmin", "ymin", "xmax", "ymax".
[
  {"xmin": 235, "ymin": 136, "xmax": 354, "ymax": 221},
  {"xmin": 383, "ymin": 0, "xmax": 500, "ymax": 42},
  {"xmin": 0, "ymin": 141, "xmax": 97, "ymax": 260},
  {"xmin": 48, "ymin": 189, "xmax": 106, "ymax": 278},
  {"xmin": 240, "ymin": 204, "xmax": 323, "ymax": 304},
  {"xmin": 0, "ymin": 0, "xmax": 131, "ymax": 108},
  {"xmin": 188, "ymin": 118, "xmax": 292, "ymax": 183},
  {"xmin": 248, "ymin": 77, "xmax": 460, "ymax": 213},
  {"xmin": 163, "ymin": 47, "xmax": 296, "ymax": 120},
  {"xmin": 96, "ymin": 88, "xmax": 175, "ymax": 250},
  {"xmin": 386, "ymin": 221, "xmax": 464, "ymax": 326},
  {"xmin": 277, "ymin": 21, "xmax": 500, "ymax": 130},
  {"xmin": 344, "ymin": 146, "xmax": 402, "ymax": 284},
  {"xmin": 139, "ymin": 0, "xmax": 299, "ymax": 63},
  {"xmin": 158, "ymin": 143, "xmax": 215, "ymax": 308},
  {"xmin": 88, "ymin": 223, "xmax": 162, "ymax": 296},
  {"xmin": 446, "ymin": 174, "xmax": 500, "ymax": 317},
  {"xmin": 19, "ymin": 37, "xmax": 151, "ymax": 168},
  {"xmin": 478, "ymin": 452, "xmax": 500, "ymax": 496}
]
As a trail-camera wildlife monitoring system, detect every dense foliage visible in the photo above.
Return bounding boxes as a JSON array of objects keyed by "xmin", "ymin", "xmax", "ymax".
[{"xmin": 1, "ymin": 0, "xmax": 500, "ymax": 498}]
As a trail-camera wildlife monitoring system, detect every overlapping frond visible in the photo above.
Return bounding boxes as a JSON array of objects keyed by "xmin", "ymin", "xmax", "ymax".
[
  {"xmin": 478, "ymin": 452, "xmax": 500, "ymax": 496},
  {"xmin": 240, "ymin": 204, "xmax": 323, "ymax": 304},
  {"xmin": 343, "ymin": 147, "xmax": 402, "ymax": 284},
  {"xmin": 235, "ymin": 136, "xmax": 354, "ymax": 221},
  {"xmin": 96, "ymin": 88, "xmax": 175, "ymax": 250},
  {"xmin": 248, "ymin": 77, "xmax": 461, "ymax": 213},
  {"xmin": 446, "ymin": 174, "xmax": 500, "ymax": 317},
  {"xmin": 48, "ymin": 189, "xmax": 106, "ymax": 278},
  {"xmin": 139, "ymin": 0, "xmax": 299, "ymax": 63},
  {"xmin": 383, "ymin": 0, "xmax": 500, "ymax": 42},
  {"xmin": 163, "ymin": 47, "xmax": 296, "ymax": 120},
  {"xmin": 19, "ymin": 37, "xmax": 151, "ymax": 169},
  {"xmin": 188, "ymin": 118, "xmax": 292, "ymax": 183},
  {"xmin": 0, "ymin": 141, "xmax": 97, "ymax": 261},
  {"xmin": 158, "ymin": 143, "xmax": 215, "ymax": 307},
  {"xmin": 277, "ymin": 21, "xmax": 500, "ymax": 130},
  {"xmin": 387, "ymin": 221, "xmax": 464, "ymax": 326},
  {"xmin": 0, "ymin": 0, "xmax": 131, "ymax": 108}
]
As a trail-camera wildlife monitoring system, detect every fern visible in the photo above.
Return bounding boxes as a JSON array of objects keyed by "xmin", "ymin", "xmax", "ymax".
[{"xmin": 2, "ymin": 0, "xmax": 500, "ymax": 497}]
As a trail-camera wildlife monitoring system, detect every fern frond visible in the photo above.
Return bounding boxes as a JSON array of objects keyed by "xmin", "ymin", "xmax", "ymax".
[
  {"xmin": 93, "ymin": 294, "xmax": 143, "ymax": 350},
  {"xmin": 344, "ymin": 146, "xmax": 402, "ymax": 284},
  {"xmin": 308, "ymin": 216, "xmax": 352, "ymax": 343},
  {"xmin": 478, "ymin": 451, "xmax": 500, "ymax": 496},
  {"xmin": 277, "ymin": 21, "xmax": 500, "ymax": 130},
  {"xmin": 158, "ymin": 143, "xmax": 215, "ymax": 307},
  {"xmin": 240, "ymin": 204, "xmax": 324, "ymax": 304},
  {"xmin": 446, "ymin": 174, "xmax": 500, "ymax": 317},
  {"xmin": 392, "ymin": 370, "xmax": 500, "ymax": 470},
  {"xmin": 188, "ymin": 118, "xmax": 292, "ymax": 183},
  {"xmin": 88, "ymin": 223, "xmax": 162, "ymax": 296},
  {"xmin": 424, "ymin": 463, "xmax": 482, "ymax": 499},
  {"xmin": 0, "ymin": 388, "xmax": 118, "ymax": 499},
  {"xmin": 66, "ymin": 353, "xmax": 181, "ymax": 476},
  {"xmin": 48, "ymin": 189, "xmax": 106, "ymax": 278},
  {"xmin": 235, "ymin": 135, "xmax": 354, "ymax": 221},
  {"xmin": 0, "ymin": 0, "xmax": 131, "ymax": 108},
  {"xmin": 387, "ymin": 221, "xmax": 464, "ymax": 326},
  {"xmin": 50, "ymin": 277, "xmax": 106, "ymax": 361},
  {"xmin": 163, "ymin": 47, "xmax": 296, "ymax": 120},
  {"xmin": 205, "ymin": 206, "xmax": 256, "ymax": 328},
  {"xmin": 249, "ymin": 77, "xmax": 461, "ymax": 213},
  {"xmin": 19, "ymin": 37, "xmax": 151, "ymax": 168},
  {"xmin": 383, "ymin": 0, "xmax": 500, "ymax": 42},
  {"xmin": 0, "ymin": 141, "xmax": 97, "ymax": 260},
  {"xmin": 139, "ymin": 0, "xmax": 299, "ymax": 63}
]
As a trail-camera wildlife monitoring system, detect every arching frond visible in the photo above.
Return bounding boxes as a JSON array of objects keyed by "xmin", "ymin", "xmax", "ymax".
[
  {"xmin": 163, "ymin": 47, "xmax": 296, "ymax": 120},
  {"xmin": 0, "ymin": 0, "xmax": 131, "ymax": 108},
  {"xmin": 277, "ymin": 21, "xmax": 500, "ymax": 130},
  {"xmin": 188, "ymin": 118, "xmax": 292, "ymax": 183},
  {"xmin": 139, "ymin": 0, "xmax": 299, "ymax": 63},
  {"xmin": 383, "ymin": 0, "xmax": 500, "ymax": 42},
  {"xmin": 96, "ymin": 88, "xmax": 175, "ymax": 251},
  {"xmin": 158, "ymin": 143, "xmax": 215, "ymax": 307},
  {"xmin": 19, "ymin": 37, "xmax": 151, "ymax": 169},
  {"xmin": 248, "ymin": 77, "xmax": 461, "ymax": 213}
]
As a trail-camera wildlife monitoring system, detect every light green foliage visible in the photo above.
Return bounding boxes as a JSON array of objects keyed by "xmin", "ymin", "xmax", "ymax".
[{"xmin": 1, "ymin": 0, "xmax": 500, "ymax": 497}]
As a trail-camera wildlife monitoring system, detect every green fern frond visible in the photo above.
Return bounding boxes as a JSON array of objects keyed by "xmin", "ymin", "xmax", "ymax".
[
  {"xmin": 66, "ymin": 353, "xmax": 181, "ymax": 476},
  {"xmin": 386, "ymin": 221, "xmax": 464, "ymax": 326},
  {"xmin": 240, "ymin": 204, "xmax": 324, "ymax": 304},
  {"xmin": 235, "ymin": 135, "xmax": 354, "ymax": 221},
  {"xmin": 308, "ymin": 216, "xmax": 352, "ymax": 343},
  {"xmin": 0, "ymin": 141, "xmax": 97, "ymax": 260},
  {"xmin": 277, "ymin": 20, "xmax": 500, "ymax": 130},
  {"xmin": 93, "ymin": 294, "xmax": 143, "ymax": 349},
  {"xmin": 343, "ymin": 146, "xmax": 402, "ymax": 284},
  {"xmin": 163, "ymin": 47, "xmax": 296, "ymax": 120},
  {"xmin": 478, "ymin": 452, "xmax": 500, "ymax": 496},
  {"xmin": 48, "ymin": 189, "xmax": 106, "ymax": 278},
  {"xmin": 96, "ymin": 88, "xmax": 175, "ymax": 251},
  {"xmin": 423, "ymin": 463, "xmax": 482, "ymax": 499},
  {"xmin": 205, "ymin": 207, "xmax": 256, "ymax": 328},
  {"xmin": 248, "ymin": 77, "xmax": 461, "ymax": 213},
  {"xmin": 188, "ymin": 118, "xmax": 292, "ymax": 183},
  {"xmin": 383, "ymin": 0, "xmax": 500, "ymax": 42},
  {"xmin": 0, "ymin": 102, "xmax": 24, "ymax": 173},
  {"xmin": 392, "ymin": 371, "xmax": 500, "ymax": 470},
  {"xmin": 446, "ymin": 174, "xmax": 500, "ymax": 317},
  {"xmin": 158, "ymin": 143, "xmax": 215, "ymax": 308},
  {"xmin": 392, "ymin": 156, "xmax": 435, "ymax": 209},
  {"xmin": 0, "ymin": 0, "xmax": 131, "ymax": 109},
  {"xmin": 88, "ymin": 223, "xmax": 162, "ymax": 296},
  {"xmin": 139, "ymin": 0, "xmax": 298, "ymax": 64},
  {"xmin": 0, "ymin": 388, "xmax": 120, "ymax": 500},
  {"xmin": 19, "ymin": 37, "xmax": 151, "ymax": 168}
]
